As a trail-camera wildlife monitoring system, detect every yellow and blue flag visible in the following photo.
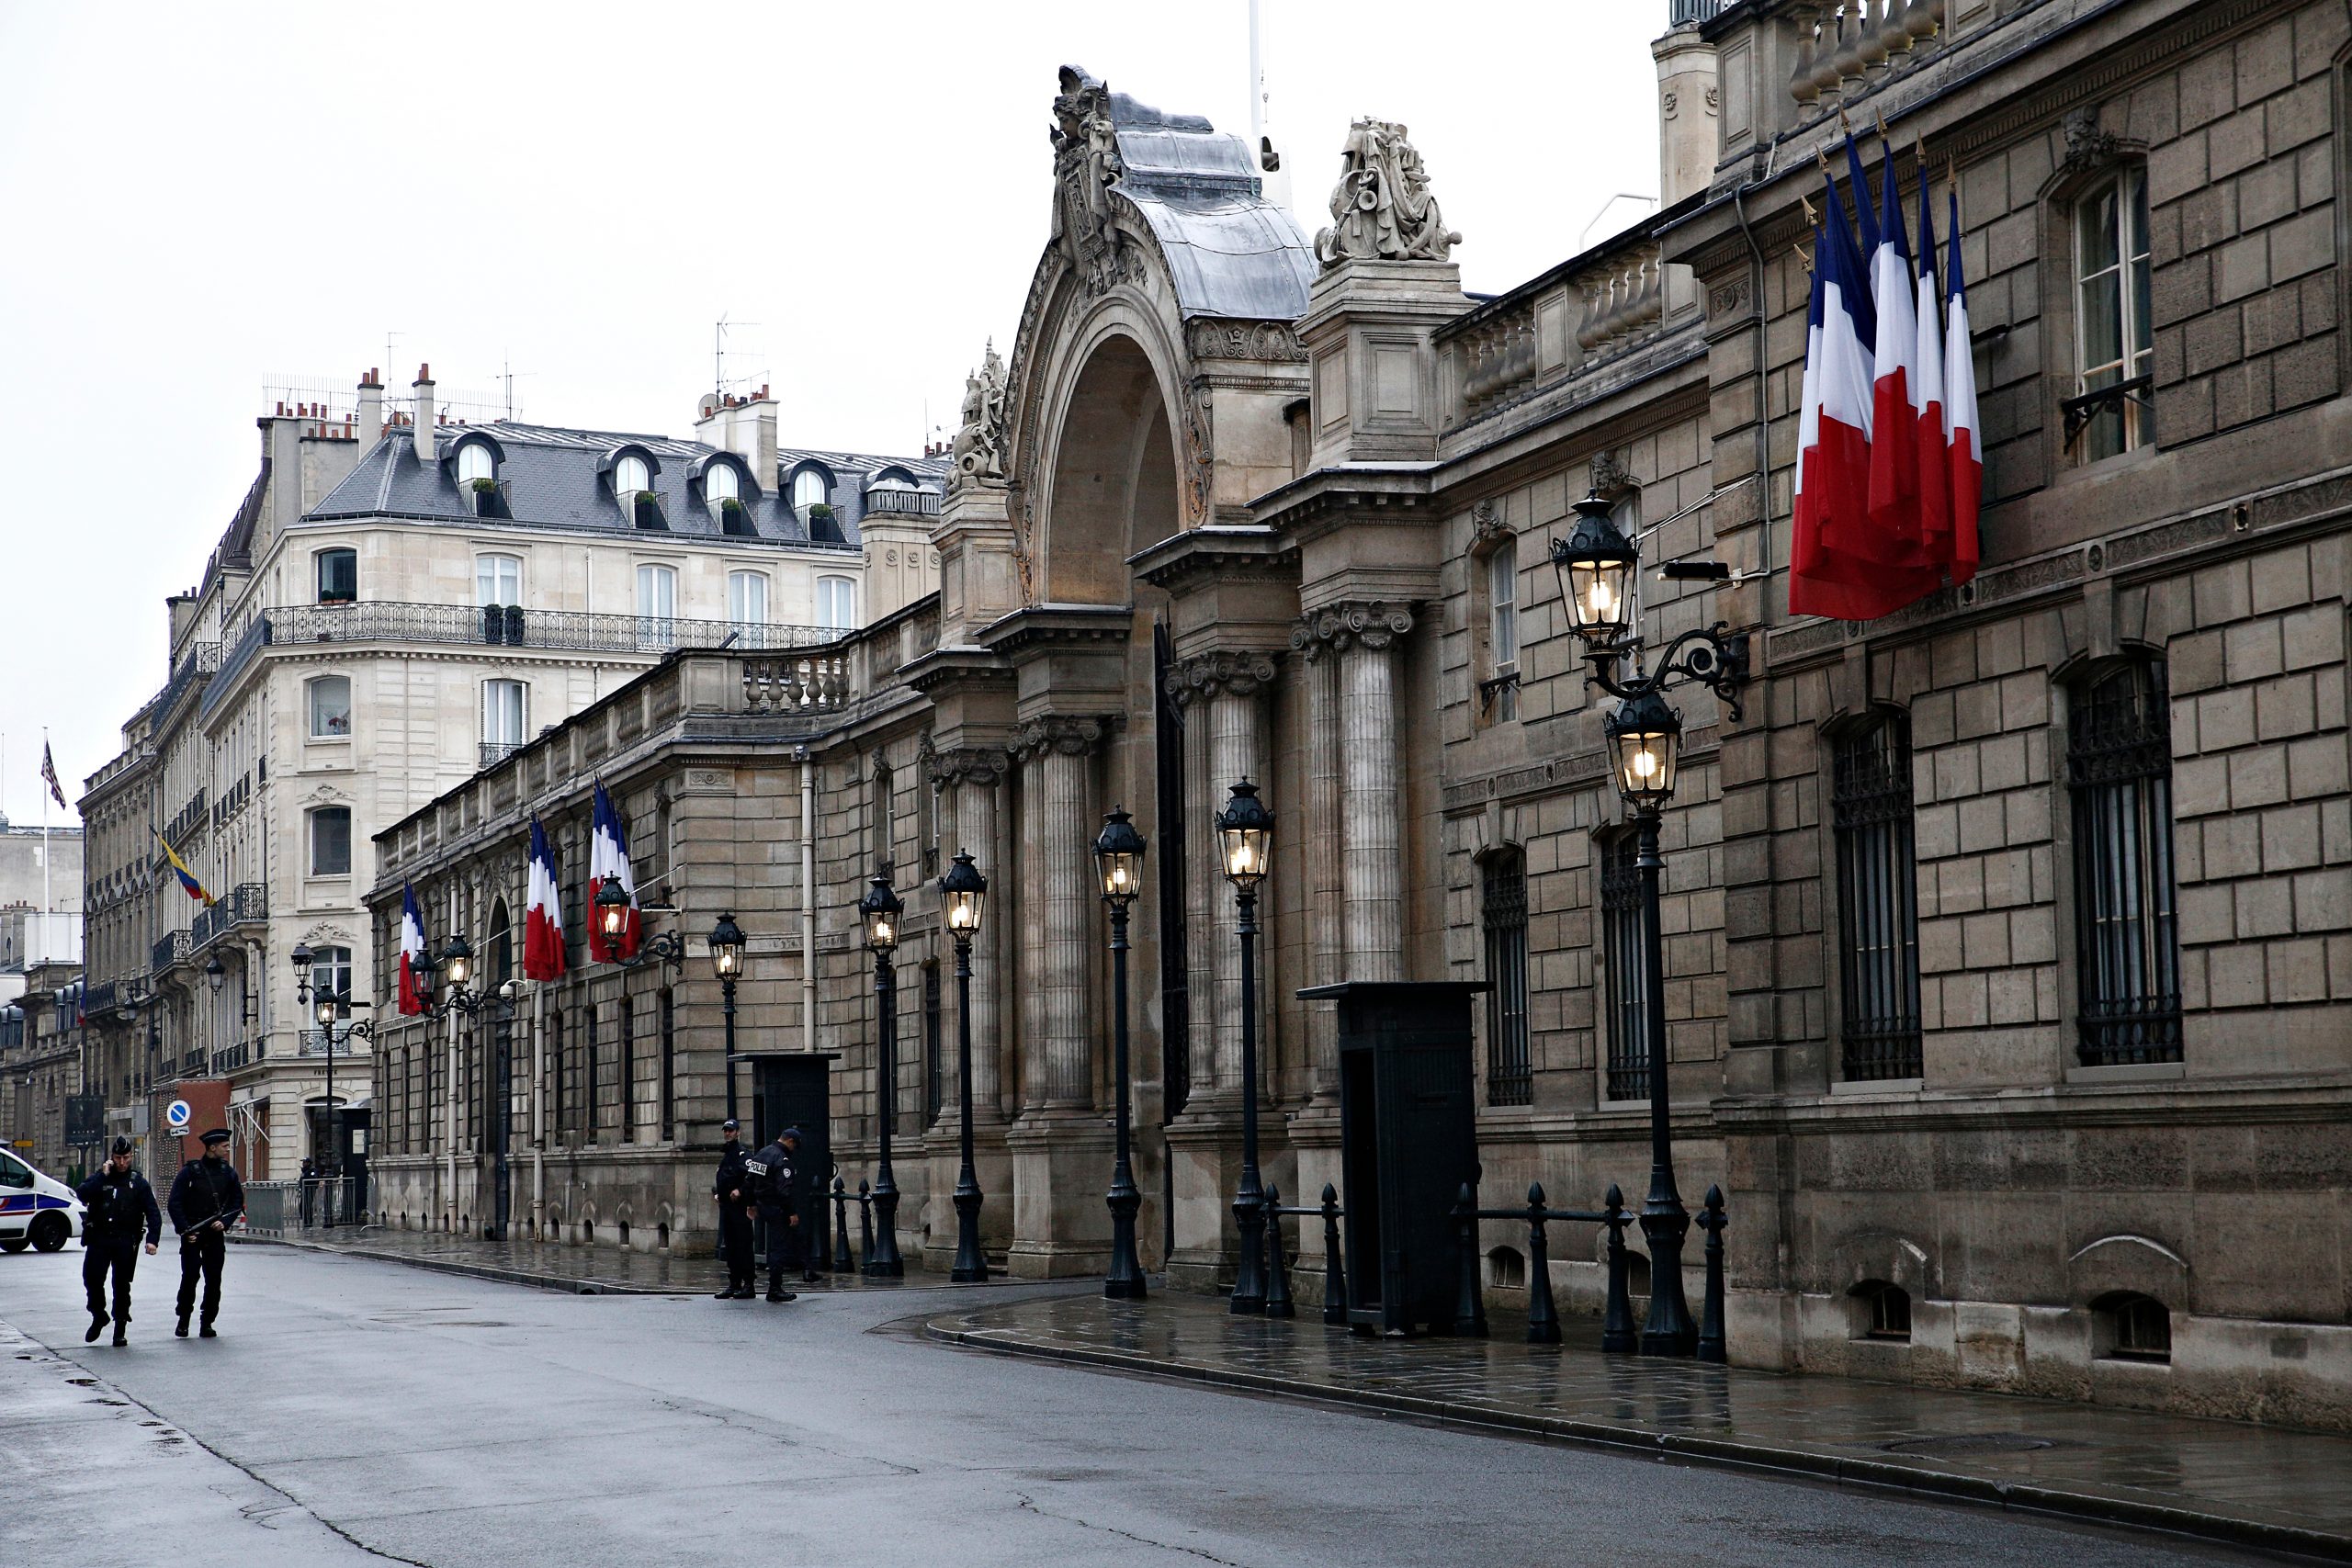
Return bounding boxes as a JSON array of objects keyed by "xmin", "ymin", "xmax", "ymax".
[{"xmin": 155, "ymin": 830, "xmax": 215, "ymax": 907}]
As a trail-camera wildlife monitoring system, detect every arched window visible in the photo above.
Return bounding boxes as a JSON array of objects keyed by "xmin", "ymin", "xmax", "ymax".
[
  {"xmin": 817, "ymin": 575, "xmax": 855, "ymax": 631},
  {"xmin": 307, "ymin": 675, "xmax": 352, "ymax": 739},
  {"xmin": 705, "ymin": 461, "xmax": 740, "ymax": 504},
  {"xmin": 791, "ymin": 468, "xmax": 831, "ymax": 516},
  {"xmin": 456, "ymin": 442, "xmax": 495, "ymax": 487},
  {"xmin": 2067, "ymin": 659, "xmax": 2181, "ymax": 1065},
  {"xmin": 1833, "ymin": 710, "xmax": 1921, "ymax": 1081},
  {"xmin": 475, "ymin": 553, "xmax": 522, "ymax": 608},
  {"xmin": 315, "ymin": 547, "xmax": 357, "ymax": 604},
  {"xmin": 2096, "ymin": 1292, "xmax": 2171, "ymax": 1362},
  {"xmin": 615, "ymin": 454, "xmax": 651, "ymax": 498},
  {"xmin": 1851, "ymin": 1280, "xmax": 1913, "ymax": 1340}
]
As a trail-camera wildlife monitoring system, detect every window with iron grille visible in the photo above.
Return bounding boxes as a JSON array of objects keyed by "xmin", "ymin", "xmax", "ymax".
[
  {"xmin": 1600, "ymin": 834, "xmax": 1653, "ymax": 1101},
  {"xmin": 618, "ymin": 992, "xmax": 636, "ymax": 1143},
  {"xmin": 1833, "ymin": 713, "xmax": 1923, "ymax": 1080},
  {"xmin": 2068, "ymin": 660, "xmax": 2183, "ymax": 1065},
  {"xmin": 1481, "ymin": 850, "xmax": 1532, "ymax": 1106},
  {"xmin": 659, "ymin": 987, "xmax": 675, "ymax": 1143}
]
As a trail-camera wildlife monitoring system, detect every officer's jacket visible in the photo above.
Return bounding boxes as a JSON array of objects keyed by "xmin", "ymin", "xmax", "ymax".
[
  {"xmin": 167, "ymin": 1157, "xmax": 245, "ymax": 1235},
  {"xmin": 744, "ymin": 1141, "xmax": 801, "ymax": 1214},
  {"xmin": 713, "ymin": 1141, "xmax": 750, "ymax": 1204},
  {"xmin": 75, "ymin": 1166, "xmax": 161, "ymax": 1246}
]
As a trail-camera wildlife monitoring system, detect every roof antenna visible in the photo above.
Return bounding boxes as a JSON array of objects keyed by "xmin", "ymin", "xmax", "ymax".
[
  {"xmin": 1247, "ymin": 0, "xmax": 1294, "ymax": 215},
  {"xmin": 500, "ymin": 351, "xmax": 533, "ymax": 423},
  {"xmin": 715, "ymin": 313, "xmax": 763, "ymax": 404}
]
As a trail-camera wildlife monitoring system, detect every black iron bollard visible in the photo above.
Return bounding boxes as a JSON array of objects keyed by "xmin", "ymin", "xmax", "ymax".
[
  {"xmin": 831, "ymin": 1178, "xmax": 854, "ymax": 1273},
  {"xmin": 857, "ymin": 1179, "xmax": 876, "ymax": 1276},
  {"xmin": 1601, "ymin": 1182, "xmax": 1638, "ymax": 1354},
  {"xmin": 1698, "ymin": 1184, "xmax": 1728, "ymax": 1365},
  {"xmin": 1262, "ymin": 1183, "xmax": 1295, "ymax": 1319},
  {"xmin": 1525, "ymin": 1182, "xmax": 1561, "ymax": 1346},
  {"xmin": 1319, "ymin": 1184, "xmax": 1347, "ymax": 1326},
  {"xmin": 1452, "ymin": 1183, "xmax": 1488, "ymax": 1337}
]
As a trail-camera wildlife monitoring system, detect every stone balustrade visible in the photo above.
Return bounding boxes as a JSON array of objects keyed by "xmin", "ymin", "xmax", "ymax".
[
  {"xmin": 1442, "ymin": 233, "xmax": 1686, "ymax": 429},
  {"xmin": 1787, "ymin": 0, "xmax": 1947, "ymax": 117}
]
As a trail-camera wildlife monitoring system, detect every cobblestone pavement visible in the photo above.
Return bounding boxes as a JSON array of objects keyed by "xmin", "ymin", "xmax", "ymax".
[
  {"xmin": 930, "ymin": 1291, "xmax": 2352, "ymax": 1561},
  {"xmin": 242, "ymin": 1224, "xmax": 1005, "ymax": 1295}
]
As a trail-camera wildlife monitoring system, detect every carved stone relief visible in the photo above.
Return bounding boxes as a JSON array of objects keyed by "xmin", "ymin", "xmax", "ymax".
[
  {"xmin": 1185, "ymin": 318, "xmax": 1308, "ymax": 363},
  {"xmin": 1295, "ymin": 601, "xmax": 1416, "ymax": 654},
  {"xmin": 1313, "ymin": 118, "xmax": 1462, "ymax": 268},
  {"xmin": 1163, "ymin": 651, "xmax": 1279, "ymax": 707},
  {"xmin": 951, "ymin": 339, "xmax": 1008, "ymax": 488}
]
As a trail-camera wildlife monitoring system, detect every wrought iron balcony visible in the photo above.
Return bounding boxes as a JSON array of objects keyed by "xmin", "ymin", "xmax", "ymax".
[
  {"xmin": 296, "ymin": 1031, "xmax": 362, "ymax": 1057},
  {"xmin": 151, "ymin": 930, "xmax": 194, "ymax": 976},
  {"xmin": 478, "ymin": 740, "xmax": 522, "ymax": 771}
]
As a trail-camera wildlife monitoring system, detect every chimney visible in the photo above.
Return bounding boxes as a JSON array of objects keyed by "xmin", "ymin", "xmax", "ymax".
[
  {"xmin": 1652, "ymin": 16, "xmax": 1721, "ymax": 207},
  {"xmin": 412, "ymin": 364, "xmax": 435, "ymax": 463},
  {"xmin": 693, "ymin": 384, "xmax": 777, "ymax": 484},
  {"xmin": 357, "ymin": 368, "xmax": 383, "ymax": 447}
]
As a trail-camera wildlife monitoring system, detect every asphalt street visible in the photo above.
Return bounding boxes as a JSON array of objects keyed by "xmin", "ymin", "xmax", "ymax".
[{"xmin": 0, "ymin": 1245, "xmax": 2265, "ymax": 1568}]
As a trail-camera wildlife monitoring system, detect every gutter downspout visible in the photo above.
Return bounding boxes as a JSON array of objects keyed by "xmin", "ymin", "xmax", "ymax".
[
  {"xmin": 800, "ymin": 753, "xmax": 818, "ymax": 1055},
  {"xmin": 1730, "ymin": 138, "xmax": 1779, "ymax": 615}
]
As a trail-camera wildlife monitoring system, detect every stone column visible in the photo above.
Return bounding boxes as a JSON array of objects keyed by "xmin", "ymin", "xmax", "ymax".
[
  {"xmin": 1289, "ymin": 621, "xmax": 1344, "ymax": 1103},
  {"xmin": 936, "ymin": 751, "xmax": 1007, "ymax": 1123},
  {"xmin": 1326, "ymin": 602, "xmax": 1414, "ymax": 981},
  {"xmin": 1029, "ymin": 717, "xmax": 1100, "ymax": 1109}
]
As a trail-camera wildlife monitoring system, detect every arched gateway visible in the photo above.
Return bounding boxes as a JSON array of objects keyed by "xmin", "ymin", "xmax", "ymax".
[{"xmin": 921, "ymin": 66, "xmax": 1323, "ymax": 1281}]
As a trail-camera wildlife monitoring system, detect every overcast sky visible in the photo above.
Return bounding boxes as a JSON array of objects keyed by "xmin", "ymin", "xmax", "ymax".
[{"xmin": 0, "ymin": 1, "xmax": 1667, "ymax": 829}]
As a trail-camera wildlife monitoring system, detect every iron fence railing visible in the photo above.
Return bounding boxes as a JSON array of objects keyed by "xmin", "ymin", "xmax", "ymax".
[
  {"xmin": 479, "ymin": 740, "xmax": 522, "ymax": 770},
  {"xmin": 152, "ymin": 930, "xmax": 194, "ymax": 976},
  {"xmin": 260, "ymin": 599, "xmax": 845, "ymax": 657},
  {"xmin": 863, "ymin": 488, "xmax": 943, "ymax": 517},
  {"xmin": 244, "ymin": 1177, "xmax": 370, "ymax": 1234},
  {"xmin": 296, "ymin": 1031, "xmax": 363, "ymax": 1057}
]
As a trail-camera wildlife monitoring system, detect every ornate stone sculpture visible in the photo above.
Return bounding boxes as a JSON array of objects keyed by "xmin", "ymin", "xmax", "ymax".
[
  {"xmin": 1313, "ymin": 118, "xmax": 1461, "ymax": 269},
  {"xmin": 952, "ymin": 340, "xmax": 1007, "ymax": 486},
  {"xmin": 1051, "ymin": 65, "xmax": 1124, "ymax": 260}
]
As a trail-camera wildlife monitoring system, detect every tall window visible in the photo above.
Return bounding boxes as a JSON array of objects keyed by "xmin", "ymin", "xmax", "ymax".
[
  {"xmin": 1600, "ymin": 834, "xmax": 1652, "ymax": 1101},
  {"xmin": 2068, "ymin": 659, "xmax": 2182, "ymax": 1065},
  {"xmin": 315, "ymin": 547, "xmax": 356, "ymax": 604},
  {"xmin": 922, "ymin": 960, "xmax": 943, "ymax": 1124},
  {"xmin": 311, "ymin": 945, "xmax": 353, "ymax": 1006},
  {"xmin": 476, "ymin": 553, "xmax": 523, "ymax": 607},
  {"xmin": 482, "ymin": 679, "xmax": 526, "ymax": 752},
  {"xmin": 456, "ymin": 442, "xmax": 495, "ymax": 487},
  {"xmin": 817, "ymin": 575, "xmax": 855, "ymax": 631},
  {"xmin": 618, "ymin": 994, "xmax": 635, "ymax": 1143},
  {"xmin": 659, "ymin": 988, "xmax": 675, "ymax": 1143},
  {"xmin": 1833, "ymin": 713, "xmax": 1923, "ymax": 1080},
  {"xmin": 728, "ymin": 570, "xmax": 768, "ymax": 626},
  {"xmin": 1480, "ymin": 540, "xmax": 1520, "ymax": 723},
  {"xmin": 307, "ymin": 674, "xmax": 352, "ymax": 739},
  {"xmin": 792, "ymin": 468, "xmax": 831, "ymax": 516},
  {"xmin": 310, "ymin": 807, "xmax": 352, "ymax": 877},
  {"xmin": 870, "ymin": 759, "xmax": 893, "ymax": 874},
  {"xmin": 1481, "ymin": 849, "xmax": 1532, "ymax": 1106},
  {"xmin": 2073, "ymin": 166, "xmax": 2154, "ymax": 461},
  {"xmin": 637, "ymin": 563, "xmax": 677, "ymax": 652},
  {"xmin": 614, "ymin": 454, "xmax": 650, "ymax": 499},
  {"xmin": 706, "ymin": 462, "xmax": 740, "ymax": 504}
]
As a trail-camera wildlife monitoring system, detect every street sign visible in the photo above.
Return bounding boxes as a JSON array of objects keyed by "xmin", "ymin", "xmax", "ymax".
[
  {"xmin": 9, "ymin": 1139, "xmax": 29, "ymax": 1150},
  {"xmin": 165, "ymin": 1099, "xmax": 192, "ymax": 1134}
]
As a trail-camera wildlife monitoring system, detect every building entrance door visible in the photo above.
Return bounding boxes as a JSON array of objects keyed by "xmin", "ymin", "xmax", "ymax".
[{"xmin": 753, "ymin": 1054, "xmax": 838, "ymax": 1266}]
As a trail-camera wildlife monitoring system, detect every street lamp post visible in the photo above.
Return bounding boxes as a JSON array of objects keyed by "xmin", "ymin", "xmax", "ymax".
[
  {"xmin": 1091, "ymin": 807, "xmax": 1148, "ymax": 1300},
  {"xmin": 1216, "ymin": 779, "xmax": 1273, "ymax": 1315},
  {"xmin": 709, "ymin": 913, "xmax": 745, "ymax": 1129},
  {"xmin": 856, "ymin": 875, "xmax": 906, "ymax": 1278},
  {"xmin": 1550, "ymin": 490, "xmax": 1749, "ymax": 1359},
  {"xmin": 938, "ymin": 849, "xmax": 989, "ymax": 1283}
]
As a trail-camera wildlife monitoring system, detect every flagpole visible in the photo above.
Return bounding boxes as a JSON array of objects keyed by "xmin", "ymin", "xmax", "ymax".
[{"xmin": 531, "ymin": 982, "xmax": 546, "ymax": 1243}]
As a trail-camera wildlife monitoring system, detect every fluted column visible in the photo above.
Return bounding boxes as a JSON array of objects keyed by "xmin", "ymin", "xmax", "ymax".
[
  {"xmin": 1308, "ymin": 601, "xmax": 1413, "ymax": 982},
  {"xmin": 932, "ymin": 749, "xmax": 1009, "ymax": 1122},
  {"xmin": 1168, "ymin": 651, "xmax": 1277, "ymax": 1098},
  {"xmin": 1033, "ymin": 718, "xmax": 1100, "ymax": 1107},
  {"xmin": 1289, "ymin": 620, "xmax": 1344, "ymax": 1101}
]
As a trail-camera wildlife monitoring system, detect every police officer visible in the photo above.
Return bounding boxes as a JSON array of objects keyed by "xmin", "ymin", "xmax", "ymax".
[
  {"xmin": 74, "ymin": 1137, "xmax": 159, "ymax": 1347},
  {"xmin": 167, "ymin": 1128, "xmax": 244, "ymax": 1338},
  {"xmin": 745, "ymin": 1126, "xmax": 804, "ymax": 1303},
  {"xmin": 711, "ymin": 1119, "xmax": 755, "ymax": 1299}
]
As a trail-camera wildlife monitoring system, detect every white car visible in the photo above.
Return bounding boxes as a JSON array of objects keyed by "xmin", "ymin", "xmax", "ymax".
[{"xmin": 0, "ymin": 1148, "xmax": 86, "ymax": 1253}]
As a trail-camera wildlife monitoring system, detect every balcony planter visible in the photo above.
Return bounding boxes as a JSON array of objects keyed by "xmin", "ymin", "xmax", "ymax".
[
  {"xmin": 807, "ymin": 501, "xmax": 841, "ymax": 542},
  {"xmin": 720, "ymin": 496, "xmax": 751, "ymax": 536},
  {"xmin": 634, "ymin": 490, "xmax": 664, "ymax": 528},
  {"xmin": 470, "ymin": 476, "xmax": 504, "ymax": 518}
]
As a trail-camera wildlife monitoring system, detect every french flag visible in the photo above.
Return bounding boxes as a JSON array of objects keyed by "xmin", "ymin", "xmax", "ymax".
[
  {"xmin": 1914, "ymin": 167, "xmax": 1952, "ymax": 578},
  {"xmin": 1944, "ymin": 186, "xmax": 1982, "ymax": 586},
  {"xmin": 587, "ymin": 782, "xmax": 640, "ymax": 964},
  {"xmin": 1788, "ymin": 172, "xmax": 1882, "ymax": 620},
  {"xmin": 397, "ymin": 884, "xmax": 428, "ymax": 1016},
  {"xmin": 1864, "ymin": 141, "xmax": 1924, "ymax": 568},
  {"xmin": 524, "ymin": 817, "xmax": 566, "ymax": 981}
]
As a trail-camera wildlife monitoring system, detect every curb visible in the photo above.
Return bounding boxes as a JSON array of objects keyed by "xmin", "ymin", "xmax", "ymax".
[
  {"xmin": 922, "ymin": 1316, "xmax": 2352, "ymax": 1564},
  {"xmin": 232, "ymin": 1234, "xmax": 675, "ymax": 1295}
]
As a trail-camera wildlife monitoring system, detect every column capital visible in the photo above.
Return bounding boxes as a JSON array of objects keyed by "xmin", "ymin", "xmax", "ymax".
[
  {"xmin": 1011, "ymin": 714, "xmax": 1111, "ymax": 762},
  {"xmin": 1162, "ymin": 649, "xmax": 1280, "ymax": 707},
  {"xmin": 1292, "ymin": 600, "xmax": 1415, "ymax": 657},
  {"xmin": 927, "ymin": 745, "xmax": 1011, "ymax": 789}
]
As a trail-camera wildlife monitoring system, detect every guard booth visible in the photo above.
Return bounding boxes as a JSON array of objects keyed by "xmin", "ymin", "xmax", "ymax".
[
  {"xmin": 752, "ymin": 1054, "xmax": 838, "ymax": 1267},
  {"xmin": 1299, "ymin": 982, "xmax": 1484, "ymax": 1336}
]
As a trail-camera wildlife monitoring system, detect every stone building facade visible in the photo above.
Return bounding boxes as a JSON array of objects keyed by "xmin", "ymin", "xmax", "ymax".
[{"xmin": 367, "ymin": 10, "xmax": 2348, "ymax": 1430}]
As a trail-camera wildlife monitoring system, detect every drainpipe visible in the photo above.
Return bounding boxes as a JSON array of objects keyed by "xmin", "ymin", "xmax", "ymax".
[
  {"xmin": 1729, "ymin": 138, "xmax": 1781, "ymax": 607},
  {"xmin": 800, "ymin": 751, "xmax": 818, "ymax": 1055}
]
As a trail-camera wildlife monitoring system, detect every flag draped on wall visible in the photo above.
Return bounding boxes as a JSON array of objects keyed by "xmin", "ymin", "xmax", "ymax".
[
  {"xmin": 397, "ymin": 884, "xmax": 428, "ymax": 1016},
  {"xmin": 525, "ymin": 818, "xmax": 567, "ymax": 981},
  {"xmin": 587, "ymin": 783, "xmax": 640, "ymax": 964},
  {"xmin": 1789, "ymin": 139, "xmax": 1981, "ymax": 621}
]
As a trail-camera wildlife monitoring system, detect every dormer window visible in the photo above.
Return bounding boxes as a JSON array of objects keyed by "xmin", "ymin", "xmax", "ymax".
[
  {"xmin": 706, "ymin": 463, "xmax": 740, "ymax": 505},
  {"xmin": 791, "ymin": 468, "xmax": 831, "ymax": 517},
  {"xmin": 615, "ymin": 454, "xmax": 650, "ymax": 497},
  {"xmin": 456, "ymin": 443, "xmax": 495, "ymax": 487}
]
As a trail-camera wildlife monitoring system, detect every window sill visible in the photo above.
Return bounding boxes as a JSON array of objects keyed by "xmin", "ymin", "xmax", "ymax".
[
  {"xmin": 1831, "ymin": 1077, "xmax": 1922, "ymax": 1096},
  {"xmin": 2065, "ymin": 1060, "xmax": 2185, "ymax": 1086}
]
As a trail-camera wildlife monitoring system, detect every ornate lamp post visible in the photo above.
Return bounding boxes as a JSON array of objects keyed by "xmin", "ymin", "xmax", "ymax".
[
  {"xmin": 1091, "ymin": 807, "xmax": 1148, "ymax": 1300},
  {"xmin": 856, "ymin": 874, "xmax": 906, "ymax": 1278},
  {"xmin": 593, "ymin": 874, "xmax": 686, "ymax": 967},
  {"xmin": 1550, "ymin": 490, "xmax": 1748, "ymax": 1359},
  {"xmin": 1215, "ymin": 778, "xmax": 1273, "ymax": 1315},
  {"xmin": 709, "ymin": 912, "xmax": 745, "ymax": 1127},
  {"xmin": 292, "ymin": 940, "xmax": 374, "ymax": 1228},
  {"xmin": 938, "ymin": 849, "xmax": 989, "ymax": 1283}
]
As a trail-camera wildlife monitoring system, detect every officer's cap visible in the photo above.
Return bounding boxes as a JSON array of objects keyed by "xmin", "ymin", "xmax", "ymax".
[
  {"xmin": 721, "ymin": 1118, "xmax": 741, "ymax": 1131},
  {"xmin": 780, "ymin": 1126, "xmax": 803, "ymax": 1142},
  {"xmin": 111, "ymin": 1135, "xmax": 133, "ymax": 1156},
  {"xmin": 200, "ymin": 1128, "xmax": 232, "ymax": 1146}
]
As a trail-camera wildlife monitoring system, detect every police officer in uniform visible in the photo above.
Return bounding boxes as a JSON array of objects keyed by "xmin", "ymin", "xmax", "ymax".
[
  {"xmin": 74, "ymin": 1137, "xmax": 160, "ymax": 1346},
  {"xmin": 167, "ymin": 1128, "xmax": 244, "ymax": 1337},
  {"xmin": 746, "ymin": 1126, "xmax": 804, "ymax": 1303},
  {"xmin": 711, "ymin": 1119, "xmax": 755, "ymax": 1299}
]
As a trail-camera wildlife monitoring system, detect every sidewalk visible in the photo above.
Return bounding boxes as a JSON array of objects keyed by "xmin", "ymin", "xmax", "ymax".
[
  {"xmin": 926, "ymin": 1292, "xmax": 2352, "ymax": 1562},
  {"xmin": 237, "ymin": 1225, "xmax": 1019, "ymax": 1297}
]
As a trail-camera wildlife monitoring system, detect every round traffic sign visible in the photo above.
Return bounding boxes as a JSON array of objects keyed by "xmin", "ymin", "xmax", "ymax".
[{"xmin": 165, "ymin": 1100, "xmax": 192, "ymax": 1132}]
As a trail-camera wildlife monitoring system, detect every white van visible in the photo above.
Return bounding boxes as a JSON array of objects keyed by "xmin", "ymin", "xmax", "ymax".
[{"xmin": 0, "ymin": 1148, "xmax": 86, "ymax": 1253}]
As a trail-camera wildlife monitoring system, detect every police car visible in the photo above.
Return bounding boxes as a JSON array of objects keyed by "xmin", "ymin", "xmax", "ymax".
[{"xmin": 0, "ymin": 1147, "xmax": 86, "ymax": 1253}]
